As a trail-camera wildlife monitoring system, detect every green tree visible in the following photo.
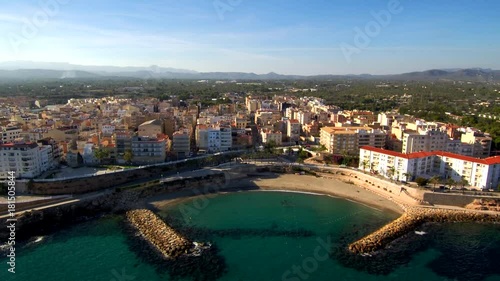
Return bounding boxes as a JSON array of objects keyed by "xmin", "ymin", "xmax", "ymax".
[
  {"xmin": 403, "ymin": 172, "xmax": 412, "ymax": 182},
  {"xmin": 459, "ymin": 176, "xmax": 469, "ymax": 190},
  {"xmin": 446, "ymin": 178, "xmax": 456, "ymax": 190},
  {"xmin": 94, "ymin": 147, "xmax": 110, "ymax": 163},
  {"xmin": 264, "ymin": 140, "xmax": 277, "ymax": 153},
  {"xmin": 387, "ymin": 166, "xmax": 396, "ymax": 181},
  {"xmin": 370, "ymin": 162, "xmax": 375, "ymax": 172},
  {"xmin": 429, "ymin": 176, "xmax": 441, "ymax": 192},
  {"xmin": 415, "ymin": 177, "xmax": 429, "ymax": 187},
  {"xmin": 361, "ymin": 160, "xmax": 368, "ymax": 173},
  {"xmin": 124, "ymin": 149, "xmax": 134, "ymax": 164},
  {"xmin": 297, "ymin": 150, "xmax": 309, "ymax": 163}
]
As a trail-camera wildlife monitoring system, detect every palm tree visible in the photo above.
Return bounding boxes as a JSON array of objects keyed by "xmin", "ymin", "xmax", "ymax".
[
  {"xmin": 370, "ymin": 162, "xmax": 375, "ymax": 173},
  {"xmin": 403, "ymin": 172, "xmax": 412, "ymax": 182},
  {"xmin": 446, "ymin": 178, "xmax": 455, "ymax": 190},
  {"xmin": 387, "ymin": 166, "xmax": 396, "ymax": 181},
  {"xmin": 429, "ymin": 176, "xmax": 441, "ymax": 192},
  {"xmin": 459, "ymin": 176, "xmax": 469, "ymax": 193},
  {"xmin": 361, "ymin": 160, "xmax": 368, "ymax": 173}
]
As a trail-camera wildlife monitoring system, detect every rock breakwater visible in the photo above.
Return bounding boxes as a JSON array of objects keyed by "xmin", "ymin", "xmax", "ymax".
[
  {"xmin": 348, "ymin": 207, "xmax": 500, "ymax": 254},
  {"xmin": 126, "ymin": 209, "xmax": 193, "ymax": 259}
]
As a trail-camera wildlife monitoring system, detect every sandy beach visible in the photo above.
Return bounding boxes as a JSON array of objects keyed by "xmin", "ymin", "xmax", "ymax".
[
  {"xmin": 149, "ymin": 173, "xmax": 405, "ymax": 214},
  {"xmin": 230, "ymin": 174, "xmax": 404, "ymax": 214}
]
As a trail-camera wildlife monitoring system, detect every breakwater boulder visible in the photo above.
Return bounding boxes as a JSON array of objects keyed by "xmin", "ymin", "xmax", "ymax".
[
  {"xmin": 124, "ymin": 209, "xmax": 228, "ymax": 280},
  {"xmin": 348, "ymin": 207, "xmax": 500, "ymax": 254},
  {"xmin": 126, "ymin": 209, "xmax": 193, "ymax": 259},
  {"xmin": 466, "ymin": 198, "xmax": 500, "ymax": 211}
]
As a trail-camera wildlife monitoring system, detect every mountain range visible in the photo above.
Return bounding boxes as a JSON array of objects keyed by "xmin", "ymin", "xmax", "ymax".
[{"xmin": 0, "ymin": 61, "xmax": 499, "ymax": 82}]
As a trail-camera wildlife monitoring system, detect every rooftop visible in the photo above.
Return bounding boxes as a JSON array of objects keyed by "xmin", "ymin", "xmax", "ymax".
[{"xmin": 361, "ymin": 146, "xmax": 500, "ymax": 165}]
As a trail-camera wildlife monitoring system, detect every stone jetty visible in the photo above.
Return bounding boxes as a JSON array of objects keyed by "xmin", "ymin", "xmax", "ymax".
[
  {"xmin": 348, "ymin": 207, "xmax": 500, "ymax": 254},
  {"xmin": 126, "ymin": 209, "xmax": 193, "ymax": 259}
]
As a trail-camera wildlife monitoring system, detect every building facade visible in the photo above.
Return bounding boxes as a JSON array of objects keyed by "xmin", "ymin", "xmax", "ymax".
[
  {"xmin": 0, "ymin": 141, "xmax": 52, "ymax": 179},
  {"xmin": 320, "ymin": 127, "xmax": 386, "ymax": 155},
  {"xmin": 138, "ymin": 119, "xmax": 164, "ymax": 137},
  {"xmin": 261, "ymin": 129, "xmax": 283, "ymax": 146},
  {"xmin": 359, "ymin": 146, "xmax": 500, "ymax": 190},
  {"xmin": 131, "ymin": 136, "xmax": 167, "ymax": 164},
  {"xmin": 172, "ymin": 130, "xmax": 190, "ymax": 158}
]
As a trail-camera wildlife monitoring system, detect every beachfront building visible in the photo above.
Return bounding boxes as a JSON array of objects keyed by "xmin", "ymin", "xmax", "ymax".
[
  {"xmin": 0, "ymin": 140, "xmax": 53, "ymax": 179},
  {"xmin": 359, "ymin": 146, "xmax": 500, "ymax": 190}
]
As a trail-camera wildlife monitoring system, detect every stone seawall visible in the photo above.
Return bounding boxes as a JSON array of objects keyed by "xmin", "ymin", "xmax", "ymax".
[
  {"xmin": 126, "ymin": 209, "xmax": 192, "ymax": 259},
  {"xmin": 0, "ymin": 173, "xmax": 226, "ymax": 241},
  {"xmin": 348, "ymin": 207, "xmax": 500, "ymax": 254},
  {"xmin": 28, "ymin": 153, "xmax": 238, "ymax": 195}
]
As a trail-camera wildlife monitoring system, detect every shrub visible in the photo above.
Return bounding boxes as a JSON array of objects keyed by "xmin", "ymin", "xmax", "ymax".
[{"xmin": 415, "ymin": 177, "xmax": 429, "ymax": 187}]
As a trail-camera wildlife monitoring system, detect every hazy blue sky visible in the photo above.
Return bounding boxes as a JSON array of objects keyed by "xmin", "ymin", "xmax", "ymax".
[{"xmin": 1, "ymin": 0, "xmax": 499, "ymax": 75}]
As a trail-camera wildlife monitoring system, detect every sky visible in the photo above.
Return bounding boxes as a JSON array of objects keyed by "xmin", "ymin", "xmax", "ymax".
[{"xmin": 1, "ymin": 0, "xmax": 499, "ymax": 75}]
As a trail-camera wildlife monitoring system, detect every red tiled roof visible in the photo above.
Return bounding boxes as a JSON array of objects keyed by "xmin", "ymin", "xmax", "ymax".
[
  {"xmin": 360, "ymin": 146, "xmax": 409, "ymax": 159},
  {"xmin": 0, "ymin": 142, "xmax": 38, "ymax": 149},
  {"xmin": 361, "ymin": 146, "xmax": 500, "ymax": 165}
]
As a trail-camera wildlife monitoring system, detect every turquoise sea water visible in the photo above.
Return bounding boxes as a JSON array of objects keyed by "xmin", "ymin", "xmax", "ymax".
[{"xmin": 2, "ymin": 191, "xmax": 500, "ymax": 281}]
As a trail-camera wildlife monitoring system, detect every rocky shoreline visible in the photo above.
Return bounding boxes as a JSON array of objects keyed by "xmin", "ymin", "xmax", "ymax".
[
  {"xmin": 348, "ymin": 207, "xmax": 500, "ymax": 254},
  {"xmin": 126, "ymin": 209, "xmax": 195, "ymax": 259}
]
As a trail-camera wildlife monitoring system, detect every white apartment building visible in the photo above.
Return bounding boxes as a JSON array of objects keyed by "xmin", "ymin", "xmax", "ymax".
[
  {"xmin": 360, "ymin": 146, "xmax": 500, "ymax": 190},
  {"xmin": 296, "ymin": 111, "xmax": 311, "ymax": 125},
  {"xmin": 220, "ymin": 127, "xmax": 232, "ymax": 152},
  {"xmin": 0, "ymin": 141, "xmax": 51, "ymax": 179},
  {"xmin": 82, "ymin": 143, "xmax": 99, "ymax": 166},
  {"xmin": 285, "ymin": 108, "xmax": 298, "ymax": 120},
  {"xmin": 402, "ymin": 130, "xmax": 448, "ymax": 153},
  {"xmin": 261, "ymin": 129, "xmax": 283, "ymax": 146},
  {"xmin": 402, "ymin": 129, "xmax": 492, "ymax": 159},
  {"xmin": 196, "ymin": 125, "xmax": 232, "ymax": 153},
  {"xmin": 287, "ymin": 119, "xmax": 301, "ymax": 142},
  {"xmin": 461, "ymin": 131, "xmax": 492, "ymax": 158},
  {"xmin": 1, "ymin": 126, "xmax": 22, "ymax": 142}
]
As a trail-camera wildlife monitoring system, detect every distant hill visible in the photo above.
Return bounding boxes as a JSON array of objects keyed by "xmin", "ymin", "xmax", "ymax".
[
  {"xmin": 0, "ymin": 61, "xmax": 498, "ymax": 82},
  {"xmin": 391, "ymin": 68, "xmax": 500, "ymax": 82},
  {"xmin": 0, "ymin": 61, "xmax": 197, "ymax": 74},
  {"xmin": 0, "ymin": 69, "xmax": 102, "ymax": 80}
]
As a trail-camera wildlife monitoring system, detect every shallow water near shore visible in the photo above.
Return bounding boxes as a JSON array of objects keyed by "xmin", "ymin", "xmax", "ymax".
[{"xmin": 2, "ymin": 191, "xmax": 500, "ymax": 280}]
